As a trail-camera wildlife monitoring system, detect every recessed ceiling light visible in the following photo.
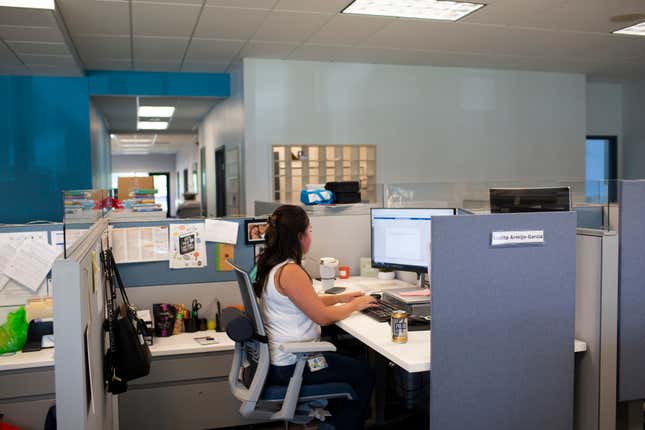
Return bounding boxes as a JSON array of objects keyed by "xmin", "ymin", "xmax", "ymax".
[
  {"xmin": 119, "ymin": 138, "xmax": 153, "ymax": 143},
  {"xmin": 613, "ymin": 21, "xmax": 645, "ymax": 37},
  {"xmin": 0, "ymin": 0, "xmax": 54, "ymax": 9},
  {"xmin": 138, "ymin": 121, "xmax": 168, "ymax": 130},
  {"xmin": 138, "ymin": 106, "xmax": 175, "ymax": 117},
  {"xmin": 119, "ymin": 143, "xmax": 154, "ymax": 148},
  {"xmin": 342, "ymin": 0, "xmax": 485, "ymax": 21}
]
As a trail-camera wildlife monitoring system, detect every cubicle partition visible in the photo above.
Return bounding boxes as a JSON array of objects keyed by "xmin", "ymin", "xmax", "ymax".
[
  {"xmin": 52, "ymin": 218, "xmax": 116, "ymax": 430},
  {"xmin": 430, "ymin": 212, "xmax": 577, "ymax": 430},
  {"xmin": 111, "ymin": 219, "xmax": 254, "ymax": 287},
  {"xmin": 575, "ymin": 229, "xmax": 618, "ymax": 430},
  {"xmin": 617, "ymin": 180, "xmax": 645, "ymax": 402}
]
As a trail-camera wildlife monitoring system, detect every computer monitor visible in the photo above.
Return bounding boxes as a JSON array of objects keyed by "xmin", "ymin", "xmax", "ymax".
[
  {"xmin": 489, "ymin": 187, "xmax": 571, "ymax": 213},
  {"xmin": 371, "ymin": 208, "xmax": 456, "ymax": 286}
]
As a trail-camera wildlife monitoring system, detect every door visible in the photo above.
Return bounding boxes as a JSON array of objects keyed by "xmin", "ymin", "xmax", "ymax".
[
  {"xmin": 200, "ymin": 147, "xmax": 207, "ymax": 217},
  {"xmin": 149, "ymin": 172, "xmax": 170, "ymax": 217},
  {"xmin": 586, "ymin": 136, "xmax": 618, "ymax": 203},
  {"xmin": 215, "ymin": 147, "xmax": 226, "ymax": 217}
]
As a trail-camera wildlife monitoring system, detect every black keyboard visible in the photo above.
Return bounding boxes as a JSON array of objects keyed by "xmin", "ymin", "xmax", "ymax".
[{"xmin": 361, "ymin": 299, "xmax": 398, "ymax": 322}]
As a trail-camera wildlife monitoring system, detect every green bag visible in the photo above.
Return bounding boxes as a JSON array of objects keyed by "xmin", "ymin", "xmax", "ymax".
[{"xmin": 0, "ymin": 307, "xmax": 28, "ymax": 354}]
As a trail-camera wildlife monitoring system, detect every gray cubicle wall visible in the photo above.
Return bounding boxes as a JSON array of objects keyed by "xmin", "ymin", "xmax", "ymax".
[
  {"xmin": 431, "ymin": 212, "xmax": 576, "ymax": 430},
  {"xmin": 617, "ymin": 180, "xmax": 645, "ymax": 402},
  {"xmin": 53, "ymin": 219, "xmax": 116, "ymax": 430},
  {"xmin": 575, "ymin": 229, "xmax": 618, "ymax": 430}
]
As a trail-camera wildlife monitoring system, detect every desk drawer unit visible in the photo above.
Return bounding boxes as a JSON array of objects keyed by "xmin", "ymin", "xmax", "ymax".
[
  {"xmin": 120, "ymin": 351, "xmax": 261, "ymax": 429},
  {"xmin": 0, "ymin": 367, "xmax": 55, "ymax": 430}
]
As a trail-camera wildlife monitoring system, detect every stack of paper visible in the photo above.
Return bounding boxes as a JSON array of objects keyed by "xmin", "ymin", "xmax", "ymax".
[{"xmin": 0, "ymin": 240, "xmax": 60, "ymax": 292}]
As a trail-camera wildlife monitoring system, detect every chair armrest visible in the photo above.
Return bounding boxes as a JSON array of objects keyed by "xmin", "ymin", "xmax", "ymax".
[{"xmin": 279, "ymin": 341, "xmax": 336, "ymax": 354}]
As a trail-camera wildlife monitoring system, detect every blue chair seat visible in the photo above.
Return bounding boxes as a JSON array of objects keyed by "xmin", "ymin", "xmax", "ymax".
[{"xmin": 261, "ymin": 383, "xmax": 356, "ymax": 402}]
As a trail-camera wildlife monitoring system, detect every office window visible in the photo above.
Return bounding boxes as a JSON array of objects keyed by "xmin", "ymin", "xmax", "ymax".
[
  {"xmin": 585, "ymin": 136, "xmax": 617, "ymax": 203},
  {"xmin": 272, "ymin": 145, "xmax": 377, "ymax": 203}
]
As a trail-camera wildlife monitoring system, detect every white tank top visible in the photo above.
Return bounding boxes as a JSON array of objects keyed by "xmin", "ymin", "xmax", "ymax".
[{"xmin": 261, "ymin": 259, "xmax": 321, "ymax": 366}]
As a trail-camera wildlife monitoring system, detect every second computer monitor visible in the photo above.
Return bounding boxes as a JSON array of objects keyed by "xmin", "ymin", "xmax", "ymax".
[
  {"xmin": 371, "ymin": 208, "xmax": 456, "ymax": 273},
  {"xmin": 489, "ymin": 187, "xmax": 571, "ymax": 213}
]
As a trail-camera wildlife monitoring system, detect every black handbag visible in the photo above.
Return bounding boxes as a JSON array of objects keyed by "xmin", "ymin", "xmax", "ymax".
[{"xmin": 102, "ymin": 249, "xmax": 151, "ymax": 393}]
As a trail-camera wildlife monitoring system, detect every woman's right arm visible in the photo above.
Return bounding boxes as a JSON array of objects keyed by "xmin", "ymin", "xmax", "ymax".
[{"xmin": 277, "ymin": 264, "xmax": 376, "ymax": 326}]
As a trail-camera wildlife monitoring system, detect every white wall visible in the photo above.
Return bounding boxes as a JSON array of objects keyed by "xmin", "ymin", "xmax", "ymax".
[
  {"xmin": 175, "ymin": 143, "xmax": 200, "ymax": 207},
  {"xmin": 112, "ymin": 154, "xmax": 177, "ymax": 215},
  {"xmin": 243, "ymin": 59, "xmax": 587, "ymax": 211},
  {"xmin": 198, "ymin": 61, "xmax": 245, "ymax": 216},
  {"xmin": 90, "ymin": 102, "xmax": 111, "ymax": 189},
  {"xmin": 622, "ymin": 81, "xmax": 645, "ymax": 179},
  {"xmin": 586, "ymin": 80, "xmax": 623, "ymax": 177}
]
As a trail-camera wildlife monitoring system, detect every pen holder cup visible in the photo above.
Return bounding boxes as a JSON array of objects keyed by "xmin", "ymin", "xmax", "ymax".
[{"xmin": 184, "ymin": 318, "xmax": 198, "ymax": 333}]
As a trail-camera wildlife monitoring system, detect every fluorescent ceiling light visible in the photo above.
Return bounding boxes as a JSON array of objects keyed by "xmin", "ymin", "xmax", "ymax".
[
  {"xmin": 138, "ymin": 121, "xmax": 168, "ymax": 130},
  {"xmin": 138, "ymin": 106, "xmax": 175, "ymax": 117},
  {"xmin": 613, "ymin": 22, "xmax": 645, "ymax": 37},
  {"xmin": 119, "ymin": 143, "xmax": 153, "ymax": 148},
  {"xmin": 0, "ymin": 0, "xmax": 54, "ymax": 8},
  {"xmin": 119, "ymin": 138, "xmax": 153, "ymax": 143},
  {"xmin": 342, "ymin": 0, "xmax": 484, "ymax": 21}
]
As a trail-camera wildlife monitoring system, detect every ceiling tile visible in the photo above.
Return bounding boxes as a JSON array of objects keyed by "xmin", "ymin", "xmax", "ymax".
[
  {"xmin": 84, "ymin": 58, "xmax": 132, "ymax": 70},
  {"xmin": 288, "ymin": 44, "xmax": 338, "ymax": 61},
  {"xmin": 0, "ymin": 65, "xmax": 29, "ymax": 74},
  {"xmin": 133, "ymin": 59, "xmax": 182, "ymax": 71},
  {"xmin": 57, "ymin": 0, "xmax": 130, "ymax": 36},
  {"xmin": 133, "ymin": 0, "xmax": 202, "ymax": 3},
  {"xmin": 308, "ymin": 14, "xmax": 392, "ymax": 46},
  {"xmin": 0, "ymin": 7, "xmax": 56, "ymax": 27},
  {"xmin": 0, "ymin": 25, "xmax": 64, "ymax": 42},
  {"xmin": 132, "ymin": 2, "xmax": 201, "ymax": 37},
  {"xmin": 252, "ymin": 10, "xmax": 331, "ymax": 43},
  {"xmin": 240, "ymin": 41, "xmax": 298, "ymax": 58},
  {"xmin": 274, "ymin": 0, "xmax": 352, "ymax": 13},
  {"xmin": 0, "ymin": 42, "xmax": 22, "ymax": 66},
  {"xmin": 461, "ymin": 0, "xmax": 564, "ymax": 26},
  {"xmin": 7, "ymin": 41, "xmax": 70, "ymax": 56},
  {"xmin": 195, "ymin": 6, "xmax": 269, "ymax": 39},
  {"xmin": 466, "ymin": 0, "xmax": 645, "ymax": 34},
  {"xmin": 205, "ymin": 0, "xmax": 276, "ymax": 8},
  {"xmin": 133, "ymin": 36, "xmax": 189, "ymax": 61},
  {"xmin": 73, "ymin": 35, "xmax": 131, "ymax": 62},
  {"xmin": 27, "ymin": 65, "xmax": 84, "ymax": 76},
  {"xmin": 184, "ymin": 38, "xmax": 244, "ymax": 62},
  {"xmin": 20, "ymin": 53, "xmax": 77, "ymax": 67},
  {"xmin": 181, "ymin": 61, "xmax": 229, "ymax": 73}
]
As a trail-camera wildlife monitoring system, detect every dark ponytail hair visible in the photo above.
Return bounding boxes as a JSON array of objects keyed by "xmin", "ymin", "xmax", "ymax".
[{"xmin": 253, "ymin": 205, "xmax": 310, "ymax": 297}]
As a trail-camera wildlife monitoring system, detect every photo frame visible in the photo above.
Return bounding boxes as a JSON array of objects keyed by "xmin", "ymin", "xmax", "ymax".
[{"xmin": 245, "ymin": 219, "xmax": 268, "ymax": 245}]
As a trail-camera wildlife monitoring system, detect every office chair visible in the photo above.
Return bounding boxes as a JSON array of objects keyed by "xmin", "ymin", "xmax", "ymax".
[{"xmin": 226, "ymin": 259, "xmax": 357, "ymax": 426}]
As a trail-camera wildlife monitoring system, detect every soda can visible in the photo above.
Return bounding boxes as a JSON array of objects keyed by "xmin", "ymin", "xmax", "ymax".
[{"xmin": 391, "ymin": 310, "xmax": 408, "ymax": 343}]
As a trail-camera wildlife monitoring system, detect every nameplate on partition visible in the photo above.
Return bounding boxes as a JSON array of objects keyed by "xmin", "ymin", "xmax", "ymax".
[{"xmin": 491, "ymin": 230, "xmax": 544, "ymax": 247}]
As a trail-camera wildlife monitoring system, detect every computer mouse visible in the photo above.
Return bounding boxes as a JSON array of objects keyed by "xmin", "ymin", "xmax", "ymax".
[{"xmin": 369, "ymin": 293, "xmax": 382, "ymax": 300}]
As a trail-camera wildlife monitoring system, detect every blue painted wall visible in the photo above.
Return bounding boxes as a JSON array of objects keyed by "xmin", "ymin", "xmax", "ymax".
[
  {"xmin": 88, "ymin": 71, "xmax": 230, "ymax": 97},
  {"xmin": 0, "ymin": 76, "xmax": 91, "ymax": 223},
  {"xmin": 0, "ymin": 71, "xmax": 229, "ymax": 224}
]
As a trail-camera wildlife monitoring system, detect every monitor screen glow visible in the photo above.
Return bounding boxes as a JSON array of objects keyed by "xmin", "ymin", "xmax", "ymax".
[{"xmin": 370, "ymin": 208, "xmax": 456, "ymax": 272}]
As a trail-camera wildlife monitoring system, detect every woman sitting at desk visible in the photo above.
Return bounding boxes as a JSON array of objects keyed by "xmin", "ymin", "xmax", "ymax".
[{"xmin": 254, "ymin": 204, "xmax": 377, "ymax": 430}]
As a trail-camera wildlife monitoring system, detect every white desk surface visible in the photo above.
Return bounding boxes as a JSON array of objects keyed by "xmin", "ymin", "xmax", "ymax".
[
  {"xmin": 317, "ymin": 277, "xmax": 588, "ymax": 373},
  {"xmin": 0, "ymin": 348, "xmax": 54, "ymax": 372},
  {"xmin": 0, "ymin": 331, "xmax": 236, "ymax": 372},
  {"xmin": 148, "ymin": 330, "xmax": 235, "ymax": 357}
]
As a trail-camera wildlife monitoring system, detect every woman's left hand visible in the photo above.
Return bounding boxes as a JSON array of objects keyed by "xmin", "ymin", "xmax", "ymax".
[{"xmin": 337, "ymin": 290, "xmax": 364, "ymax": 303}]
